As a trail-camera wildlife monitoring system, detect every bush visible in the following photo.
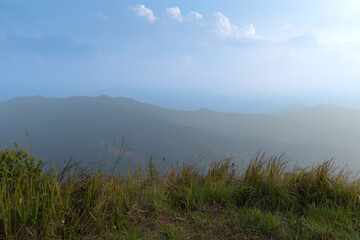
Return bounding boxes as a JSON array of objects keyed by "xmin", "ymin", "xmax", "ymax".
[{"xmin": 0, "ymin": 143, "xmax": 44, "ymax": 184}]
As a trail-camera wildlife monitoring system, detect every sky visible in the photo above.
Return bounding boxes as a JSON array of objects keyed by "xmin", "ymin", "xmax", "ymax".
[{"xmin": 1, "ymin": 0, "xmax": 360, "ymax": 108}]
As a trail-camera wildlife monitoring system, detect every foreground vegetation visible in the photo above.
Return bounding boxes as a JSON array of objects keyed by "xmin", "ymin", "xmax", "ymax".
[{"xmin": 1, "ymin": 145, "xmax": 360, "ymax": 239}]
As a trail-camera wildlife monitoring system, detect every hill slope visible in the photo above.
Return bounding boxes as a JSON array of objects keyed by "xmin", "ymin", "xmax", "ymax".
[{"xmin": 1, "ymin": 96, "xmax": 360, "ymax": 170}]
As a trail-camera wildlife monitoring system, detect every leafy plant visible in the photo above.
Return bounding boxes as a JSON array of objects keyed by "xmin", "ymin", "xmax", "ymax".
[{"xmin": 0, "ymin": 143, "xmax": 44, "ymax": 184}]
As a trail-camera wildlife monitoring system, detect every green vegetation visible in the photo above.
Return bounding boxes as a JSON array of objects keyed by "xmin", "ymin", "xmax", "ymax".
[{"xmin": 1, "ymin": 145, "xmax": 360, "ymax": 239}]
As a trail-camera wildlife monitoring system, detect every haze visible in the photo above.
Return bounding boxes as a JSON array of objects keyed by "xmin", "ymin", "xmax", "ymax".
[
  {"xmin": 2, "ymin": 96, "xmax": 360, "ymax": 172},
  {"xmin": 2, "ymin": 1, "xmax": 360, "ymax": 171}
]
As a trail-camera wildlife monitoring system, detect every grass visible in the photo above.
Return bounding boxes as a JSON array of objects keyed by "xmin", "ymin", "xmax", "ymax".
[{"xmin": 1, "ymin": 145, "xmax": 360, "ymax": 239}]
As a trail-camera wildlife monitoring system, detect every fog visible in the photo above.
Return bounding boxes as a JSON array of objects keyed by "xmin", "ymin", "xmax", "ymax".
[{"xmin": 1, "ymin": 96, "xmax": 360, "ymax": 173}]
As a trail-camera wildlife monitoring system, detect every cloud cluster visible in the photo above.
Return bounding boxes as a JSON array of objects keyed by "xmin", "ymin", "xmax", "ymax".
[
  {"xmin": 214, "ymin": 12, "xmax": 259, "ymax": 39},
  {"xmin": 130, "ymin": 5, "xmax": 260, "ymax": 40},
  {"xmin": 130, "ymin": 4, "xmax": 157, "ymax": 22},
  {"xmin": 165, "ymin": 7, "xmax": 183, "ymax": 21},
  {"xmin": 165, "ymin": 7, "xmax": 203, "ymax": 22},
  {"xmin": 131, "ymin": 5, "xmax": 202, "ymax": 23},
  {"xmin": 188, "ymin": 11, "xmax": 203, "ymax": 20}
]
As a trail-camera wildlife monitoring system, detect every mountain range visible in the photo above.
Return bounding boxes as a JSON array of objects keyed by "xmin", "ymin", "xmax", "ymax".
[{"xmin": 1, "ymin": 95, "xmax": 360, "ymax": 171}]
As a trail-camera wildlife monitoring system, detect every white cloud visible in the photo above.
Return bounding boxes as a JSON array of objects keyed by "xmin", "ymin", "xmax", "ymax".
[
  {"xmin": 95, "ymin": 13, "xmax": 115, "ymax": 21},
  {"xmin": 131, "ymin": 6, "xmax": 201, "ymax": 23},
  {"xmin": 214, "ymin": 12, "xmax": 239, "ymax": 37},
  {"xmin": 214, "ymin": 12, "xmax": 260, "ymax": 39},
  {"xmin": 188, "ymin": 11, "xmax": 203, "ymax": 20},
  {"xmin": 165, "ymin": 7, "xmax": 183, "ymax": 21},
  {"xmin": 130, "ymin": 4, "xmax": 157, "ymax": 23},
  {"xmin": 243, "ymin": 24, "xmax": 256, "ymax": 37}
]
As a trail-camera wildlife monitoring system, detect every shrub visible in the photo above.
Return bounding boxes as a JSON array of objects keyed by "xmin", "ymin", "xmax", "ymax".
[{"xmin": 0, "ymin": 143, "xmax": 44, "ymax": 184}]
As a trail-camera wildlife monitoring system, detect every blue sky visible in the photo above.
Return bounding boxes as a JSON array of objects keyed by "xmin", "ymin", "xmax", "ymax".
[{"xmin": 1, "ymin": 0, "xmax": 360, "ymax": 108}]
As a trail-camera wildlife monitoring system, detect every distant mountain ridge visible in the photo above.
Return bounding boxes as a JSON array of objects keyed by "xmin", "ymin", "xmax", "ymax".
[
  {"xmin": 1, "ymin": 96, "xmax": 360, "ymax": 171},
  {"xmin": 90, "ymin": 87, "xmax": 287, "ymax": 113}
]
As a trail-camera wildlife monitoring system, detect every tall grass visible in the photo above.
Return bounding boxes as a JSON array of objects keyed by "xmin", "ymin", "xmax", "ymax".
[{"xmin": 1, "ymin": 144, "xmax": 360, "ymax": 239}]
